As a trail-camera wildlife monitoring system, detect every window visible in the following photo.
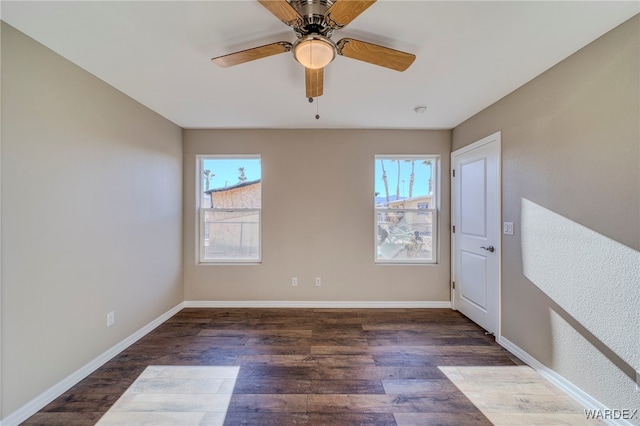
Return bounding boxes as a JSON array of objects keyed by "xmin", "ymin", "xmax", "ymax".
[
  {"xmin": 198, "ymin": 156, "xmax": 261, "ymax": 263},
  {"xmin": 375, "ymin": 156, "xmax": 438, "ymax": 263}
]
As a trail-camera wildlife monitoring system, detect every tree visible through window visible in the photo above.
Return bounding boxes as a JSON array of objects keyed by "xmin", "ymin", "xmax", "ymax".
[
  {"xmin": 375, "ymin": 156, "xmax": 438, "ymax": 263},
  {"xmin": 198, "ymin": 156, "xmax": 261, "ymax": 263}
]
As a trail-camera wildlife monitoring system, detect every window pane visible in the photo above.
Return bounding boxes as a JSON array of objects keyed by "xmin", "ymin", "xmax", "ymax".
[
  {"xmin": 375, "ymin": 156, "xmax": 437, "ymax": 264},
  {"xmin": 199, "ymin": 156, "xmax": 262, "ymax": 263},
  {"xmin": 376, "ymin": 210, "xmax": 434, "ymax": 262},
  {"xmin": 202, "ymin": 158, "xmax": 261, "ymax": 208},
  {"xmin": 375, "ymin": 158, "xmax": 434, "ymax": 208},
  {"xmin": 203, "ymin": 210, "xmax": 260, "ymax": 261}
]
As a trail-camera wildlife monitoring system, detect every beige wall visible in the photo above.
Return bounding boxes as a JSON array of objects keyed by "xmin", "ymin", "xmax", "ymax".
[
  {"xmin": 453, "ymin": 15, "xmax": 639, "ymax": 414},
  {"xmin": 1, "ymin": 23, "xmax": 183, "ymax": 418},
  {"xmin": 183, "ymin": 129, "xmax": 451, "ymax": 302}
]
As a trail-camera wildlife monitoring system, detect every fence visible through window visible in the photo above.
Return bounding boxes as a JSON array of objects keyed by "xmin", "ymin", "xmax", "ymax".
[
  {"xmin": 376, "ymin": 209, "xmax": 436, "ymax": 262},
  {"xmin": 201, "ymin": 209, "xmax": 260, "ymax": 261}
]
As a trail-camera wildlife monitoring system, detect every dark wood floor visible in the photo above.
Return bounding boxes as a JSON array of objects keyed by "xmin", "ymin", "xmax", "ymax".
[{"xmin": 24, "ymin": 308, "xmax": 525, "ymax": 425}]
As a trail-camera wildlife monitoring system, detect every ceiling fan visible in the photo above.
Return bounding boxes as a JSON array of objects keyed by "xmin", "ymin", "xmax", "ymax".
[{"xmin": 211, "ymin": 0, "xmax": 416, "ymax": 99}]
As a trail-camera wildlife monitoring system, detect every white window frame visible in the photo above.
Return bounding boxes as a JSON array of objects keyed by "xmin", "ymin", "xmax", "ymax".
[
  {"xmin": 196, "ymin": 155, "xmax": 262, "ymax": 264},
  {"xmin": 374, "ymin": 155, "xmax": 439, "ymax": 265}
]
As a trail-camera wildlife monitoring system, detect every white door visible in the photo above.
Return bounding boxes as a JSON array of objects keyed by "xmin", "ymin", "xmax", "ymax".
[{"xmin": 451, "ymin": 132, "xmax": 501, "ymax": 334}]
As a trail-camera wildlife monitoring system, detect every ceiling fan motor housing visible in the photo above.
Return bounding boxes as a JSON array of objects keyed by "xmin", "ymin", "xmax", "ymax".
[{"xmin": 290, "ymin": 0, "xmax": 335, "ymax": 37}]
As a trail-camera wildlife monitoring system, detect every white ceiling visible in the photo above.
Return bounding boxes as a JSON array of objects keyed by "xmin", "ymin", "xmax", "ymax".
[{"xmin": 2, "ymin": 1, "xmax": 638, "ymax": 129}]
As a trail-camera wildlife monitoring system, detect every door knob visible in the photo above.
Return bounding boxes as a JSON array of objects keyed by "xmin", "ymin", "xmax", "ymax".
[{"xmin": 481, "ymin": 246, "xmax": 495, "ymax": 253}]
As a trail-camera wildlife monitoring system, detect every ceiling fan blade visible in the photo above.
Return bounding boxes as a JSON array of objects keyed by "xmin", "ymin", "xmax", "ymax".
[
  {"xmin": 305, "ymin": 67, "xmax": 324, "ymax": 98},
  {"xmin": 337, "ymin": 38, "xmax": 415, "ymax": 72},
  {"xmin": 212, "ymin": 42, "xmax": 293, "ymax": 68},
  {"xmin": 257, "ymin": 0, "xmax": 302, "ymax": 26},
  {"xmin": 325, "ymin": 0, "xmax": 376, "ymax": 28}
]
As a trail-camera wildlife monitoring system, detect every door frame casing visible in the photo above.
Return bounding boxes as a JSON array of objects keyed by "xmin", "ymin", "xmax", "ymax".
[{"xmin": 450, "ymin": 131, "xmax": 502, "ymax": 336}]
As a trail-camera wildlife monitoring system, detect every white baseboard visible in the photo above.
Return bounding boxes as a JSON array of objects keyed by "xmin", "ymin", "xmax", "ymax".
[
  {"xmin": 498, "ymin": 335, "xmax": 633, "ymax": 426},
  {"xmin": 1, "ymin": 302, "xmax": 185, "ymax": 426},
  {"xmin": 1, "ymin": 300, "xmax": 450, "ymax": 425},
  {"xmin": 183, "ymin": 300, "xmax": 452, "ymax": 309}
]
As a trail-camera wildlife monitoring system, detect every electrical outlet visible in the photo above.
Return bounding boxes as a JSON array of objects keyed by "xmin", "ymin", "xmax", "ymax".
[
  {"xmin": 106, "ymin": 311, "xmax": 115, "ymax": 327},
  {"xmin": 315, "ymin": 277, "xmax": 321, "ymax": 287},
  {"xmin": 292, "ymin": 277, "xmax": 298, "ymax": 287}
]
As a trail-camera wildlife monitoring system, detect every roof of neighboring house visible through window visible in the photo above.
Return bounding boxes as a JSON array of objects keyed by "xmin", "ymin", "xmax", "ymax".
[{"xmin": 205, "ymin": 179, "xmax": 261, "ymax": 194}]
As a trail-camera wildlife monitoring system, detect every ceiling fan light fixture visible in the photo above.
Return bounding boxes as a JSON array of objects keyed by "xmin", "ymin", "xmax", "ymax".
[{"xmin": 293, "ymin": 35, "xmax": 336, "ymax": 69}]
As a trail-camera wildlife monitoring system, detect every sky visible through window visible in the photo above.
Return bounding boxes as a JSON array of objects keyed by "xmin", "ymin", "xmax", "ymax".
[
  {"xmin": 374, "ymin": 158, "xmax": 433, "ymax": 203},
  {"xmin": 202, "ymin": 158, "xmax": 261, "ymax": 191},
  {"xmin": 201, "ymin": 157, "xmax": 432, "ymax": 200}
]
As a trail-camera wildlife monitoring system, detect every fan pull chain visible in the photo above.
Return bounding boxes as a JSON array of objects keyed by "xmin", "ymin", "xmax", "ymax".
[
  {"xmin": 307, "ymin": 97, "xmax": 320, "ymax": 119},
  {"xmin": 315, "ymin": 67, "xmax": 320, "ymax": 119},
  {"xmin": 306, "ymin": 68, "xmax": 320, "ymax": 119}
]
